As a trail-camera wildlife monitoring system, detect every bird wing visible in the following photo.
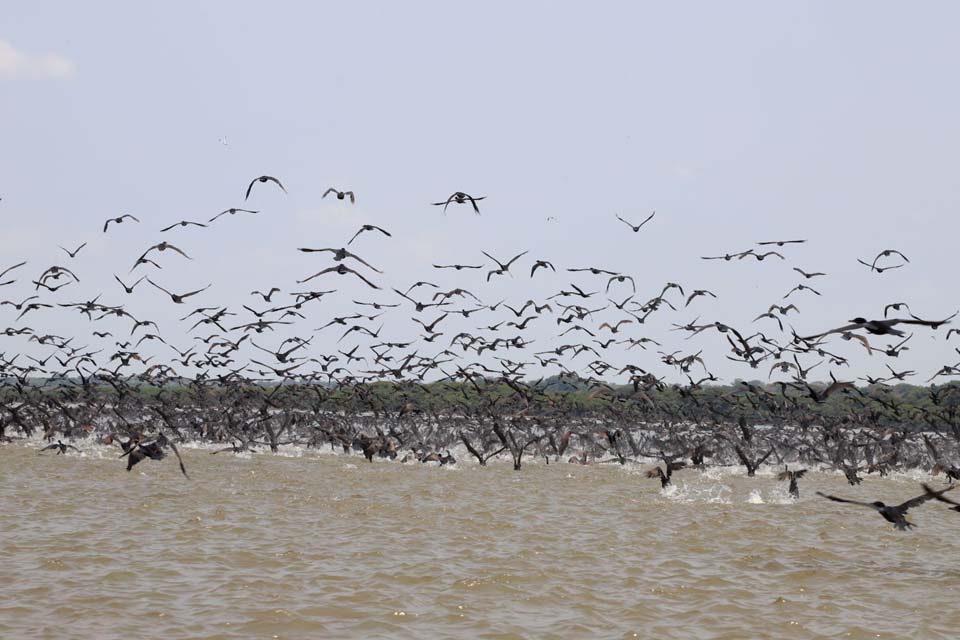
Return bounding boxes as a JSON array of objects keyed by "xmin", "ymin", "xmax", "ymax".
[
  {"xmin": 0, "ymin": 262, "xmax": 26, "ymax": 279},
  {"xmin": 146, "ymin": 278, "xmax": 173, "ymax": 297},
  {"xmin": 921, "ymin": 483, "xmax": 960, "ymax": 507},
  {"xmin": 897, "ymin": 490, "xmax": 940, "ymax": 511},
  {"xmin": 343, "ymin": 250, "xmax": 382, "ymax": 273},
  {"xmin": 297, "ymin": 266, "xmax": 337, "ymax": 283},
  {"xmin": 800, "ymin": 322, "xmax": 862, "ymax": 340},
  {"xmin": 903, "ymin": 312, "xmax": 956, "ymax": 327},
  {"xmin": 181, "ymin": 285, "xmax": 211, "ymax": 299},
  {"xmin": 505, "ymin": 251, "xmax": 529, "ymax": 268},
  {"xmin": 733, "ymin": 445, "xmax": 751, "ymax": 467},
  {"xmin": 350, "ymin": 270, "xmax": 380, "ymax": 289},
  {"xmin": 815, "ymin": 492, "xmax": 874, "ymax": 508},
  {"xmin": 167, "ymin": 245, "xmax": 192, "ymax": 260},
  {"xmin": 166, "ymin": 438, "xmax": 189, "ymax": 478},
  {"xmin": 480, "ymin": 251, "xmax": 503, "ymax": 268}
]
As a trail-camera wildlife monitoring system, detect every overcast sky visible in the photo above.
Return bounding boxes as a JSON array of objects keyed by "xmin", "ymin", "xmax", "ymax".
[{"xmin": 2, "ymin": 2, "xmax": 958, "ymax": 385}]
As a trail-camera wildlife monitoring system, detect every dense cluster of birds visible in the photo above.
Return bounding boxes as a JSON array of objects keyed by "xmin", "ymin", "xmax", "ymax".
[{"xmin": 3, "ymin": 176, "xmax": 960, "ymax": 531}]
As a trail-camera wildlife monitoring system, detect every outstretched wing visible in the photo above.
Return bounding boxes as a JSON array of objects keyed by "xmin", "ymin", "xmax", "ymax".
[
  {"xmin": 733, "ymin": 445, "xmax": 751, "ymax": 468},
  {"xmin": 815, "ymin": 492, "xmax": 874, "ymax": 508},
  {"xmin": 921, "ymin": 483, "xmax": 960, "ymax": 507},
  {"xmin": 181, "ymin": 284, "xmax": 211, "ymax": 299},
  {"xmin": 166, "ymin": 439, "xmax": 189, "ymax": 478},
  {"xmin": 900, "ymin": 484, "xmax": 954, "ymax": 511}
]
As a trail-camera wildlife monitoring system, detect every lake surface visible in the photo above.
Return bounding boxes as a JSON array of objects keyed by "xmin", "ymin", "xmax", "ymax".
[{"xmin": 2, "ymin": 443, "xmax": 959, "ymax": 639}]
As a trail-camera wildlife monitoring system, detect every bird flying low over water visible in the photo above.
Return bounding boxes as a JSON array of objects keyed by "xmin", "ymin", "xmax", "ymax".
[
  {"xmin": 121, "ymin": 432, "xmax": 189, "ymax": 477},
  {"xmin": 816, "ymin": 485, "xmax": 955, "ymax": 530},
  {"xmin": 921, "ymin": 483, "xmax": 960, "ymax": 512},
  {"xmin": 777, "ymin": 467, "xmax": 807, "ymax": 499},
  {"xmin": 39, "ymin": 440, "xmax": 80, "ymax": 455}
]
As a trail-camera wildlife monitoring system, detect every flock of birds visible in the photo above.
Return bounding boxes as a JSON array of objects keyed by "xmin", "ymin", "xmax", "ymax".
[{"xmin": 3, "ymin": 175, "xmax": 960, "ymax": 531}]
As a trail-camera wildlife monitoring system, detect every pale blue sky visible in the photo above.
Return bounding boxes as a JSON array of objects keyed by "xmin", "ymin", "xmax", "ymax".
[{"xmin": 1, "ymin": 2, "xmax": 958, "ymax": 384}]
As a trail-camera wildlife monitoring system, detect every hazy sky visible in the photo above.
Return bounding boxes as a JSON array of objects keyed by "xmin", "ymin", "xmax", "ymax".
[{"xmin": 2, "ymin": 2, "xmax": 958, "ymax": 385}]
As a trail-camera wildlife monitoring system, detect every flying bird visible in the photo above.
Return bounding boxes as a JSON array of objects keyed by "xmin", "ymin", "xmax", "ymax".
[
  {"xmin": 298, "ymin": 264, "xmax": 379, "ymax": 289},
  {"xmin": 757, "ymin": 239, "xmax": 806, "ymax": 246},
  {"xmin": 434, "ymin": 263, "xmax": 482, "ymax": 271},
  {"xmin": 860, "ymin": 249, "xmax": 910, "ymax": 273},
  {"xmin": 147, "ymin": 278, "xmax": 211, "ymax": 304},
  {"xmin": 245, "ymin": 175, "xmax": 287, "ymax": 200},
  {"xmin": 114, "ymin": 274, "xmax": 146, "ymax": 293},
  {"xmin": 348, "ymin": 224, "xmax": 391, "ymax": 245},
  {"xmin": 801, "ymin": 314, "xmax": 955, "ymax": 340},
  {"xmin": 615, "ymin": 211, "xmax": 655, "ymax": 232},
  {"xmin": 793, "ymin": 267, "xmax": 826, "ymax": 279},
  {"xmin": 433, "ymin": 192, "xmax": 485, "ymax": 214},
  {"xmin": 39, "ymin": 440, "xmax": 81, "ymax": 455},
  {"xmin": 209, "ymin": 208, "xmax": 258, "ymax": 223},
  {"xmin": 816, "ymin": 485, "xmax": 954, "ymax": 530},
  {"xmin": 103, "ymin": 214, "xmax": 140, "ymax": 233},
  {"xmin": 921, "ymin": 483, "xmax": 960, "ymax": 512},
  {"xmin": 160, "ymin": 220, "xmax": 208, "ymax": 232},
  {"xmin": 323, "ymin": 188, "xmax": 355, "ymax": 203},
  {"xmin": 59, "ymin": 243, "xmax": 87, "ymax": 258},
  {"xmin": 482, "ymin": 250, "xmax": 528, "ymax": 281}
]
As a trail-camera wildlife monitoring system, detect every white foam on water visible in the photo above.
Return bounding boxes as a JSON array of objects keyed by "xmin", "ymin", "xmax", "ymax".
[
  {"xmin": 765, "ymin": 486, "xmax": 799, "ymax": 505},
  {"xmin": 662, "ymin": 480, "xmax": 732, "ymax": 504}
]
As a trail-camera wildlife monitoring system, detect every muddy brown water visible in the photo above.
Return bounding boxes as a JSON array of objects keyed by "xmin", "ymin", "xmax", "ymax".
[{"xmin": 2, "ymin": 444, "xmax": 959, "ymax": 639}]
